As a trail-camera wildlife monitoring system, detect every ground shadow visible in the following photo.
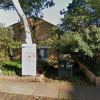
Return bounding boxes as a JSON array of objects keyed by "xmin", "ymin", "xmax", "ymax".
[{"xmin": 44, "ymin": 63, "xmax": 94, "ymax": 86}]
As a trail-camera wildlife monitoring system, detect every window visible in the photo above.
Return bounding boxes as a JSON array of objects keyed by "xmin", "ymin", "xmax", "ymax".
[{"xmin": 40, "ymin": 48, "xmax": 47, "ymax": 61}]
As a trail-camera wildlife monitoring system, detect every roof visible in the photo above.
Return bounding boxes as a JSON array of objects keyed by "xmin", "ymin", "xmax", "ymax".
[{"xmin": 10, "ymin": 17, "xmax": 55, "ymax": 27}]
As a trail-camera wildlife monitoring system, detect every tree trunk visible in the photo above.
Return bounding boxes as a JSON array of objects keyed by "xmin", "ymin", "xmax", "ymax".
[
  {"xmin": 36, "ymin": 39, "xmax": 43, "ymax": 74},
  {"xmin": 11, "ymin": 0, "xmax": 32, "ymax": 44},
  {"xmin": 12, "ymin": 0, "xmax": 43, "ymax": 73},
  {"xmin": 27, "ymin": 18, "xmax": 43, "ymax": 74}
]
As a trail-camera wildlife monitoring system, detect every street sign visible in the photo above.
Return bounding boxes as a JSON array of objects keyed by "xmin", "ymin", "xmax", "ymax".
[{"xmin": 22, "ymin": 44, "xmax": 36, "ymax": 76}]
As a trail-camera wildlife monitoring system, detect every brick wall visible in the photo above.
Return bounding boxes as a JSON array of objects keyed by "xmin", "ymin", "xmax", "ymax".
[{"xmin": 11, "ymin": 18, "xmax": 59, "ymax": 62}]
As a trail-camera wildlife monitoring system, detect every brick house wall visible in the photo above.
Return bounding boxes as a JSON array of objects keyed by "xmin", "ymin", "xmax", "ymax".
[{"xmin": 11, "ymin": 18, "xmax": 59, "ymax": 62}]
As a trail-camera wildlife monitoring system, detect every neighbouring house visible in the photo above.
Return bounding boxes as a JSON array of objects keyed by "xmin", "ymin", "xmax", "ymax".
[{"xmin": 10, "ymin": 18, "xmax": 59, "ymax": 62}]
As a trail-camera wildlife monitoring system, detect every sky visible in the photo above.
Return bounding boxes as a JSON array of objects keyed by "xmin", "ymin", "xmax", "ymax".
[{"xmin": 0, "ymin": 0, "xmax": 72, "ymax": 27}]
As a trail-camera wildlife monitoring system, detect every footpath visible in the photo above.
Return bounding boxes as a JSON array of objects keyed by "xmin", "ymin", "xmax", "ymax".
[{"xmin": 0, "ymin": 80, "xmax": 100, "ymax": 100}]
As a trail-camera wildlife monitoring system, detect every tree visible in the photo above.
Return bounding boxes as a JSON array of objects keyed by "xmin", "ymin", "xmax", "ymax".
[
  {"xmin": 86, "ymin": 0, "xmax": 100, "ymax": 26},
  {"xmin": 0, "ymin": 0, "xmax": 55, "ymax": 18},
  {"xmin": 0, "ymin": 0, "xmax": 55, "ymax": 43},
  {"xmin": 59, "ymin": 0, "xmax": 100, "ymax": 55},
  {"xmin": 60, "ymin": 0, "xmax": 100, "ymax": 32},
  {"xmin": 48, "ymin": 25, "xmax": 100, "ymax": 56},
  {"xmin": 60, "ymin": 0, "xmax": 87, "ymax": 32},
  {"xmin": 47, "ymin": 0, "xmax": 100, "ymax": 68},
  {"xmin": 0, "ymin": 0, "xmax": 55, "ymax": 73},
  {"xmin": 0, "ymin": 25, "xmax": 21, "ymax": 67},
  {"xmin": 12, "ymin": 0, "xmax": 32, "ymax": 44},
  {"xmin": 86, "ymin": 0, "xmax": 100, "ymax": 13}
]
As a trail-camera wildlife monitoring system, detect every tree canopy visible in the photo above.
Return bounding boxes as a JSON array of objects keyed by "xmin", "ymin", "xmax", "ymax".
[
  {"xmin": 0, "ymin": 0, "xmax": 55, "ymax": 18},
  {"xmin": 86, "ymin": 0, "xmax": 100, "ymax": 13},
  {"xmin": 47, "ymin": 0, "xmax": 100, "ymax": 58},
  {"xmin": 60, "ymin": 0, "xmax": 100, "ymax": 32}
]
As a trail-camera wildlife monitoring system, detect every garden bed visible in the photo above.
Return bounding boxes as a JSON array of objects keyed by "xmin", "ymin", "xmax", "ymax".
[
  {"xmin": 0, "ymin": 60, "xmax": 96, "ymax": 86},
  {"xmin": 42, "ymin": 65, "xmax": 94, "ymax": 87},
  {"xmin": 71, "ymin": 54, "xmax": 100, "ymax": 87},
  {"xmin": 77, "ymin": 61, "xmax": 100, "ymax": 87},
  {"xmin": 0, "ymin": 61, "xmax": 48, "ymax": 82}
]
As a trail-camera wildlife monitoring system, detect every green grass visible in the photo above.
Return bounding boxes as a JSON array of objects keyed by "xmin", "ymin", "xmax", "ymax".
[
  {"xmin": 0, "ymin": 60, "xmax": 22, "ymax": 76},
  {"xmin": 0, "ymin": 61, "xmax": 49, "ymax": 76}
]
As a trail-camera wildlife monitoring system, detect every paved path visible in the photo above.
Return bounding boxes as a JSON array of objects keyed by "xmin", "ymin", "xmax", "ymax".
[{"xmin": 0, "ymin": 80, "xmax": 100, "ymax": 100}]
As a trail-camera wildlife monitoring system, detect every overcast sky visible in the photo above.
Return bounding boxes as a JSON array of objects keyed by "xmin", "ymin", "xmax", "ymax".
[{"xmin": 0, "ymin": 0, "xmax": 72, "ymax": 27}]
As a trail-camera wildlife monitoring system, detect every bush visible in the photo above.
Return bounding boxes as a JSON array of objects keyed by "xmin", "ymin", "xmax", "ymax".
[
  {"xmin": 37, "ymin": 61, "xmax": 49, "ymax": 70},
  {"xmin": 49, "ymin": 62, "xmax": 58, "ymax": 67},
  {"xmin": 0, "ymin": 60, "xmax": 22, "ymax": 76},
  {"xmin": 0, "ymin": 26, "xmax": 21, "ymax": 67},
  {"xmin": 42, "ymin": 61, "xmax": 49, "ymax": 68}
]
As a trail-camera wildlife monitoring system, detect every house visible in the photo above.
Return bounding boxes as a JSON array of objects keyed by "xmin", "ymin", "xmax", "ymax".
[{"xmin": 11, "ymin": 18, "xmax": 59, "ymax": 62}]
